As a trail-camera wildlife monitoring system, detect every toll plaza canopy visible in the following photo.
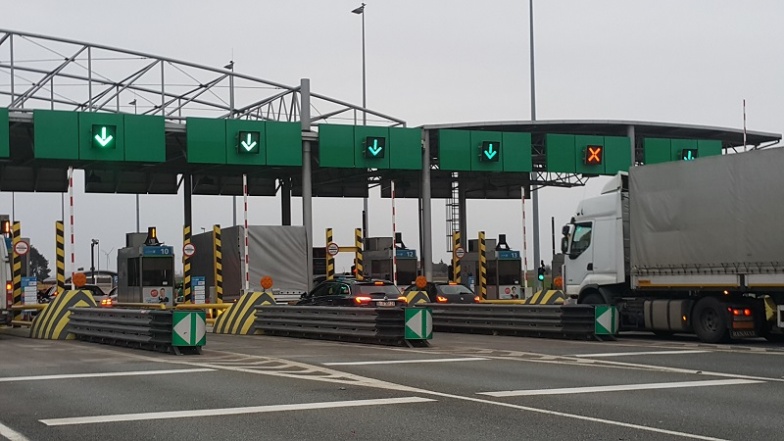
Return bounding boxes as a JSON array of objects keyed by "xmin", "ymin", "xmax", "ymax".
[{"xmin": 0, "ymin": 29, "xmax": 780, "ymax": 198}]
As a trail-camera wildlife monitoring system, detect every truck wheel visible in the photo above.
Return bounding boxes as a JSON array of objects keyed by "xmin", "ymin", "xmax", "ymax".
[
  {"xmin": 692, "ymin": 297, "xmax": 729, "ymax": 343},
  {"xmin": 581, "ymin": 292, "xmax": 605, "ymax": 305}
]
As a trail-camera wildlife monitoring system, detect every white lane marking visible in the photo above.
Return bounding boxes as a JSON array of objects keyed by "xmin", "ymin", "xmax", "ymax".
[
  {"xmin": 424, "ymin": 389, "xmax": 730, "ymax": 441},
  {"xmin": 323, "ymin": 357, "xmax": 489, "ymax": 366},
  {"xmin": 63, "ymin": 345, "xmax": 750, "ymax": 440},
  {"xmin": 572, "ymin": 350, "xmax": 710, "ymax": 358},
  {"xmin": 0, "ymin": 368, "xmax": 214, "ymax": 383},
  {"xmin": 0, "ymin": 421, "xmax": 31, "ymax": 441},
  {"xmin": 40, "ymin": 396, "xmax": 435, "ymax": 426},
  {"xmin": 479, "ymin": 378, "xmax": 762, "ymax": 397}
]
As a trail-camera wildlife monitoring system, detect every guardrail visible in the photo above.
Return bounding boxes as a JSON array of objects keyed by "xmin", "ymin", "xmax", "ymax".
[
  {"xmin": 417, "ymin": 303, "xmax": 602, "ymax": 340},
  {"xmin": 9, "ymin": 304, "xmax": 48, "ymax": 327},
  {"xmin": 68, "ymin": 308, "xmax": 205, "ymax": 354},
  {"xmin": 254, "ymin": 306, "xmax": 429, "ymax": 347}
]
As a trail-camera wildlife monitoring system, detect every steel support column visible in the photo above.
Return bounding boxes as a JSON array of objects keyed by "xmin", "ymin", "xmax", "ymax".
[{"xmin": 421, "ymin": 131, "xmax": 433, "ymax": 280}]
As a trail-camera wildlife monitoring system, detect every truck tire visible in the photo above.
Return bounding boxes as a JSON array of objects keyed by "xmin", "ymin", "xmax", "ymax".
[
  {"xmin": 581, "ymin": 292, "xmax": 605, "ymax": 305},
  {"xmin": 692, "ymin": 297, "xmax": 729, "ymax": 343}
]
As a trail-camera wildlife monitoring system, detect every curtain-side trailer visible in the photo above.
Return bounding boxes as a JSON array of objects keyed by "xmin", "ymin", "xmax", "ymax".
[{"xmin": 561, "ymin": 148, "xmax": 784, "ymax": 343}]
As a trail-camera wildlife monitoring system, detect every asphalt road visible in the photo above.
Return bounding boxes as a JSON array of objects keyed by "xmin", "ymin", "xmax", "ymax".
[{"xmin": 1, "ymin": 329, "xmax": 783, "ymax": 441}]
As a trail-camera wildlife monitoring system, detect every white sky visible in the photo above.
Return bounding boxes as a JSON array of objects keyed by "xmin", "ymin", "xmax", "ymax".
[{"xmin": 1, "ymin": 1, "xmax": 782, "ymax": 280}]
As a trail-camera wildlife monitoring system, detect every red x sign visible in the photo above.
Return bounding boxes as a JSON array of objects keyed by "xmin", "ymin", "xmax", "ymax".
[{"xmin": 585, "ymin": 145, "xmax": 603, "ymax": 165}]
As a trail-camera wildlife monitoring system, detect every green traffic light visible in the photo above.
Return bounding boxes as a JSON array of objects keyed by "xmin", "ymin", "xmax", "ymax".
[{"xmin": 538, "ymin": 273, "xmax": 545, "ymax": 281}]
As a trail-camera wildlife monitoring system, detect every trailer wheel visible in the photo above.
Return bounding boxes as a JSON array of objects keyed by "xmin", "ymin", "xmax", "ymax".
[{"xmin": 692, "ymin": 297, "xmax": 729, "ymax": 343}]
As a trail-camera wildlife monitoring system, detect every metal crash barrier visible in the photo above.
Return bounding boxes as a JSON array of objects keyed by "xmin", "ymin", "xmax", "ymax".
[
  {"xmin": 254, "ymin": 306, "xmax": 431, "ymax": 347},
  {"xmin": 68, "ymin": 308, "xmax": 206, "ymax": 355},
  {"xmin": 418, "ymin": 304, "xmax": 603, "ymax": 340}
]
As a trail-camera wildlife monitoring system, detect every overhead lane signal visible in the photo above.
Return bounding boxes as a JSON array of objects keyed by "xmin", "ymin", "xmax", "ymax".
[
  {"xmin": 364, "ymin": 136, "xmax": 386, "ymax": 158},
  {"xmin": 681, "ymin": 148, "xmax": 698, "ymax": 161},
  {"xmin": 92, "ymin": 125, "xmax": 116, "ymax": 149},
  {"xmin": 585, "ymin": 145, "xmax": 603, "ymax": 165},
  {"xmin": 479, "ymin": 141, "xmax": 500, "ymax": 162},
  {"xmin": 237, "ymin": 131, "xmax": 260, "ymax": 154}
]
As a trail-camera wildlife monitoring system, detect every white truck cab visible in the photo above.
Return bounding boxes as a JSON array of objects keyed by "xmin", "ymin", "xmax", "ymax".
[{"xmin": 562, "ymin": 173, "xmax": 628, "ymax": 303}]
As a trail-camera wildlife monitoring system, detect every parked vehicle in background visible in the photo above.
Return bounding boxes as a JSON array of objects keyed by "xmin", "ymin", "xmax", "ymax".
[
  {"xmin": 100, "ymin": 287, "xmax": 118, "ymax": 308},
  {"xmin": 297, "ymin": 278, "xmax": 406, "ymax": 307},
  {"xmin": 402, "ymin": 282, "xmax": 479, "ymax": 304},
  {"xmin": 562, "ymin": 148, "xmax": 784, "ymax": 343}
]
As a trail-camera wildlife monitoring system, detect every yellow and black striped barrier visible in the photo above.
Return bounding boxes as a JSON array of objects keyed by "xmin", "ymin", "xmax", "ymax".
[
  {"xmin": 55, "ymin": 221, "xmax": 66, "ymax": 295},
  {"xmin": 213, "ymin": 291, "xmax": 276, "ymax": 335},
  {"xmin": 12, "ymin": 222, "xmax": 22, "ymax": 321},
  {"xmin": 405, "ymin": 290, "xmax": 430, "ymax": 305},
  {"xmin": 326, "ymin": 228, "xmax": 335, "ymax": 280},
  {"xmin": 183, "ymin": 225, "xmax": 192, "ymax": 303},
  {"xmin": 354, "ymin": 228, "xmax": 364, "ymax": 281},
  {"xmin": 526, "ymin": 290, "xmax": 566, "ymax": 305},
  {"xmin": 213, "ymin": 224, "xmax": 223, "ymax": 303},
  {"xmin": 30, "ymin": 289, "xmax": 97, "ymax": 339},
  {"xmin": 478, "ymin": 231, "xmax": 487, "ymax": 300},
  {"xmin": 452, "ymin": 231, "xmax": 461, "ymax": 284}
]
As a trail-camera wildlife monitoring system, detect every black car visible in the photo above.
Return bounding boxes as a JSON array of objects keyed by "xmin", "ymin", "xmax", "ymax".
[
  {"xmin": 297, "ymin": 278, "xmax": 406, "ymax": 307},
  {"xmin": 402, "ymin": 282, "xmax": 478, "ymax": 304}
]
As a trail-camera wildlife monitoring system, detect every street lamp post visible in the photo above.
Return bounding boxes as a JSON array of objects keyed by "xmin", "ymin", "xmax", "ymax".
[
  {"xmin": 129, "ymin": 99, "xmax": 139, "ymax": 233},
  {"xmin": 528, "ymin": 0, "xmax": 542, "ymax": 291},
  {"xmin": 352, "ymin": 3, "xmax": 369, "ymax": 239},
  {"xmin": 90, "ymin": 239, "xmax": 99, "ymax": 284}
]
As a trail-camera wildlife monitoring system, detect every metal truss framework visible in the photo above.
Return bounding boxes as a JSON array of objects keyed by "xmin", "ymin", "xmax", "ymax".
[{"xmin": 0, "ymin": 29, "xmax": 405, "ymax": 127}]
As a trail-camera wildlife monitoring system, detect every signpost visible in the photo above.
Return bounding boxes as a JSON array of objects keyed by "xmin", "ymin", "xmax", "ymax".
[
  {"xmin": 594, "ymin": 305, "xmax": 619, "ymax": 335},
  {"xmin": 22, "ymin": 277, "xmax": 36, "ymax": 305},
  {"xmin": 13, "ymin": 240, "xmax": 29, "ymax": 256},
  {"xmin": 192, "ymin": 276, "xmax": 206, "ymax": 304},
  {"xmin": 183, "ymin": 243, "xmax": 196, "ymax": 258},
  {"xmin": 404, "ymin": 308, "xmax": 433, "ymax": 340},
  {"xmin": 172, "ymin": 310, "xmax": 207, "ymax": 347}
]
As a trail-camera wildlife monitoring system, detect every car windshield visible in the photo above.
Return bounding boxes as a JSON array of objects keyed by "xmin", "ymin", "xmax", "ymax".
[
  {"xmin": 438, "ymin": 284, "xmax": 473, "ymax": 295},
  {"xmin": 355, "ymin": 284, "xmax": 401, "ymax": 296}
]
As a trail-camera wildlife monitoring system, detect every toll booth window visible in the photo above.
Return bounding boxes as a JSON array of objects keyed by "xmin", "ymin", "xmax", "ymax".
[
  {"xmin": 570, "ymin": 223, "xmax": 592, "ymax": 257},
  {"xmin": 127, "ymin": 258, "xmax": 140, "ymax": 287},
  {"xmin": 141, "ymin": 258, "xmax": 173, "ymax": 286},
  {"xmin": 497, "ymin": 261, "xmax": 521, "ymax": 285}
]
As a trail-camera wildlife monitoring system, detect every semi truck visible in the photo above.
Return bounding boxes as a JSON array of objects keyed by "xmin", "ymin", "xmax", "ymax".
[{"xmin": 561, "ymin": 147, "xmax": 784, "ymax": 343}]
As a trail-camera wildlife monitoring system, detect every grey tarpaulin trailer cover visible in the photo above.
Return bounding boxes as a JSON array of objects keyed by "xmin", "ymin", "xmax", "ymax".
[{"xmin": 190, "ymin": 226, "xmax": 309, "ymax": 301}]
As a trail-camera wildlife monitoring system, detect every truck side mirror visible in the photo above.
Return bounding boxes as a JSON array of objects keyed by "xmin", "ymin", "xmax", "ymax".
[
  {"xmin": 560, "ymin": 236, "xmax": 569, "ymax": 254},
  {"xmin": 561, "ymin": 225, "xmax": 571, "ymax": 236}
]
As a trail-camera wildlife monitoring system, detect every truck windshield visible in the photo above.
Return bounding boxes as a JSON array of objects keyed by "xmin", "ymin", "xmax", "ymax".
[{"xmin": 570, "ymin": 223, "xmax": 592, "ymax": 257}]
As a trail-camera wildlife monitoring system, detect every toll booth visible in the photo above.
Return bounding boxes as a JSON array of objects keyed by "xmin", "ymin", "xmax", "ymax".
[
  {"xmin": 460, "ymin": 234, "xmax": 523, "ymax": 299},
  {"xmin": 117, "ymin": 228, "xmax": 175, "ymax": 306},
  {"xmin": 363, "ymin": 234, "xmax": 418, "ymax": 286}
]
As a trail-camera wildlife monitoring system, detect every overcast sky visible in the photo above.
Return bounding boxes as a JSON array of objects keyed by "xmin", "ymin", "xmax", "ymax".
[{"xmin": 1, "ymin": 1, "xmax": 782, "ymax": 283}]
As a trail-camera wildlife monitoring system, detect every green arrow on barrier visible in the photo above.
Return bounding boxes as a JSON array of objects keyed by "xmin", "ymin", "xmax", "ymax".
[
  {"xmin": 405, "ymin": 308, "xmax": 433, "ymax": 340},
  {"xmin": 173, "ymin": 311, "xmax": 206, "ymax": 346},
  {"xmin": 595, "ymin": 305, "xmax": 618, "ymax": 335}
]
